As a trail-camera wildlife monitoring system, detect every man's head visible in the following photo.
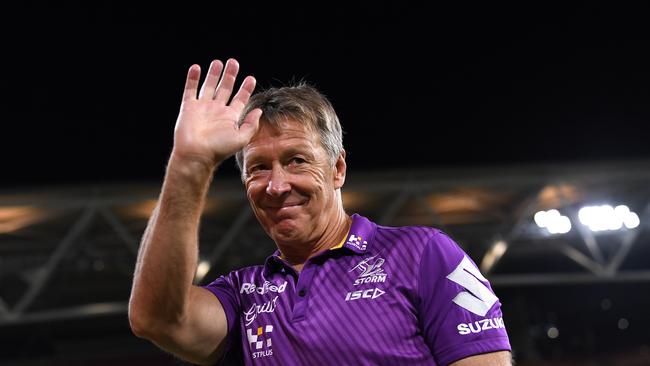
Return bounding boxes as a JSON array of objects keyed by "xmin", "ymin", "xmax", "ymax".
[
  {"xmin": 235, "ymin": 83, "xmax": 343, "ymax": 176},
  {"xmin": 237, "ymin": 83, "xmax": 347, "ymax": 246}
]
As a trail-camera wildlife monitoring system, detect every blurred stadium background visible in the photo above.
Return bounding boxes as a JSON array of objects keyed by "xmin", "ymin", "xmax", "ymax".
[
  {"xmin": 3, "ymin": 2, "xmax": 650, "ymax": 365},
  {"xmin": 1, "ymin": 159, "xmax": 649, "ymax": 365}
]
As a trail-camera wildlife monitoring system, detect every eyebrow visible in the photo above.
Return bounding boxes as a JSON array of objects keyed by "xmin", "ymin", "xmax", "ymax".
[
  {"xmin": 244, "ymin": 143, "xmax": 317, "ymax": 167},
  {"xmin": 282, "ymin": 145, "xmax": 316, "ymax": 158}
]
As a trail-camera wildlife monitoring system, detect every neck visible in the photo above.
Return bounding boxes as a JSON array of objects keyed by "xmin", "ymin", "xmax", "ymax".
[{"xmin": 279, "ymin": 209, "xmax": 351, "ymax": 272}]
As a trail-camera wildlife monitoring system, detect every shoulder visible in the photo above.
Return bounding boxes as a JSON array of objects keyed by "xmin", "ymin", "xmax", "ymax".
[
  {"xmin": 371, "ymin": 223, "xmax": 467, "ymax": 275},
  {"xmin": 372, "ymin": 222, "xmax": 470, "ymax": 278},
  {"xmin": 374, "ymin": 224, "xmax": 460, "ymax": 257},
  {"xmin": 374, "ymin": 224, "xmax": 438, "ymax": 246},
  {"xmin": 204, "ymin": 264, "xmax": 266, "ymax": 291}
]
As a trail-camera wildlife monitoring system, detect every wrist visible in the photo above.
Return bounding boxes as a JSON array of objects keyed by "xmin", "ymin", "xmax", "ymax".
[{"xmin": 168, "ymin": 151, "xmax": 219, "ymax": 178}]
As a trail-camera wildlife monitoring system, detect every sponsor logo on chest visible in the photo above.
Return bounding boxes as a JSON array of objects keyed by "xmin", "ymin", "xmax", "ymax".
[
  {"xmin": 345, "ymin": 287, "xmax": 386, "ymax": 301},
  {"xmin": 246, "ymin": 325, "xmax": 274, "ymax": 359},
  {"xmin": 240, "ymin": 281, "xmax": 287, "ymax": 295},
  {"xmin": 345, "ymin": 254, "xmax": 389, "ymax": 301},
  {"xmin": 244, "ymin": 296, "xmax": 279, "ymax": 326}
]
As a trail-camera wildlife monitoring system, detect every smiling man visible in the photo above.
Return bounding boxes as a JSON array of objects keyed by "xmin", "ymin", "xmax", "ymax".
[{"xmin": 128, "ymin": 58, "xmax": 512, "ymax": 366}]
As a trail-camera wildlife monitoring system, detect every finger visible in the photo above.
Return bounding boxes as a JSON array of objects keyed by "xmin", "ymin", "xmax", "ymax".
[
  {"xmin": 239, "ymin": 108, "xmax": 262, "ymax": 142},
  {"xmin": 213, "ymin": 58, "xmax": 240, "ymax": 104},
  {"xmin": 198, "ymin": 59, "xmax": 224, "ymax": 99},
  {"xmin": 182, "ymin": 64, "xmax": 201, "ymax": 102},
  {"xmin": 229, "ymin": 76, "xmax": 257, "ymax": 113}
]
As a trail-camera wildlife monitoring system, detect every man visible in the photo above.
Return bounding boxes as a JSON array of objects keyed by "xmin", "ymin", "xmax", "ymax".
[{"xmin": 128, "ymin": 58, "xmax": 512, "ymax": 366}]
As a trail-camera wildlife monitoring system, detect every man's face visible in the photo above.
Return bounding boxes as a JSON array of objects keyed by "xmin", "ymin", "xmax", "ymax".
[{"xmin": 242, "ymin": 118, "xmax": 345, "ymax": 245}]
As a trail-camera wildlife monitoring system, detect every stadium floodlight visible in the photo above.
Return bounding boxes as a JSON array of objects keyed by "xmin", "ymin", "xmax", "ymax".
[
  {"xmin": 195, "ymin": 259, "xmax": 212, "ymax": 282},
  {"xmin": 578, "ymin": 204, "xmax": 639, "ymax": 232},
  {"xmin": 623, "ymin": 212, "xmax": 640, "ymax": 229},
  {"xmin": 480, "ymin": 240, "xmax": 508, "ymax": 273},
  {"xmin": 534, "ymin": 209, "xmax": 571, "ymax": 234}
]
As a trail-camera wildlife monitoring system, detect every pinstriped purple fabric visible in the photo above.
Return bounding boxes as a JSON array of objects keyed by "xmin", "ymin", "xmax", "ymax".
[{"xmin": 203, "ymin": 214, "xmax": 510, "ymax": 365}]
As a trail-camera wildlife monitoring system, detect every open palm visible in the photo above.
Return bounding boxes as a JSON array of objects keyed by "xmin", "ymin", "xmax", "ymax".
[{"xmin": 172, "ymin": 59, "xmax": 262, "ymax": 167}]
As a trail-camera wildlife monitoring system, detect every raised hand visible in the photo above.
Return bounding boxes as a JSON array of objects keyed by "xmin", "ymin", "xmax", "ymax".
[{"xmin": 171, "ymin": 58, "xmax": 262, "ymax": 168}]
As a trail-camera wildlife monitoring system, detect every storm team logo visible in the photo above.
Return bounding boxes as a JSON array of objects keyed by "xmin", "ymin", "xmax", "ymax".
[{"xmin": 349, "ymin": 253, "xmax": 387, "ymax": 285}]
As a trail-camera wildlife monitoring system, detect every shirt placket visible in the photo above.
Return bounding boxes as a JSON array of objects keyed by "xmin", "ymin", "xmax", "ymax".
[{"xmin": 291, "ymin": 260, "xmax": 318, "ymax": 321}]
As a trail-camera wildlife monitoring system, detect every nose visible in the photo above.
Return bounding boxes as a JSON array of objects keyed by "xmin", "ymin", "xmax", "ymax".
[{"xmin": 266, "ymin": 165, "xmax": 291, "ymax": 197}]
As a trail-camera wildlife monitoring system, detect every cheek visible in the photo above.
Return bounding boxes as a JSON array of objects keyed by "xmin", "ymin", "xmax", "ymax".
[
  {"xmin": 246, "ymin": 181, "xmax": 266, "ymax": 204},
  {"xmin": 293, "ymin": 168, "xmax": 333, "ymax": 203},
  {"xmin": 294, "ymin": 172, "xmax": 326, "ymax": 195},
  {"xmin": 305, "ymin": 164, "xmax": 330, "ymax": 185}
]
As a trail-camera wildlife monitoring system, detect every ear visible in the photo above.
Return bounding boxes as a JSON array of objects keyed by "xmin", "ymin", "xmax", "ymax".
[{"xmin": 333, "ymin": 149, "xmax": 347, "ymax": 189}]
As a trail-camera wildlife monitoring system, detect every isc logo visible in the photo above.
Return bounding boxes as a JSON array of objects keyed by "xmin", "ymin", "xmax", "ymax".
[{"xmin": 344, "ymin": 287, "xmax": 385, "ymax": 301}]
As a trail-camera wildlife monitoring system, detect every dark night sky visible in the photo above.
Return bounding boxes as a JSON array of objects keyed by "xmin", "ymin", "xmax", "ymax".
[{"xmin": 3, "ymin": 2, "xmax": 650, "ymax": 189}]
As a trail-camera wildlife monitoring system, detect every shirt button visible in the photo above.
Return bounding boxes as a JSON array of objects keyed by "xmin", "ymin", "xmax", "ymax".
[{"xmin": 298, "ymin": 289, "xmax": 306, "ymax": 297}]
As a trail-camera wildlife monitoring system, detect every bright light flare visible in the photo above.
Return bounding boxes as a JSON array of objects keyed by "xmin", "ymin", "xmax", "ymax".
[
  {"xmin": 578, "ymin": 204, "xmax": 639, "ymax": 232},
  {"xmin": 534, "ymin": 209, "xmax": 571, "ymax": 234}
]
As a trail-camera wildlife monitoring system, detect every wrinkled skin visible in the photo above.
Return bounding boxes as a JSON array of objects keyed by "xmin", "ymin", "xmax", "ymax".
[{"xmin": 242, "ymin": 119, "xmax": 348, "ymax": 266}]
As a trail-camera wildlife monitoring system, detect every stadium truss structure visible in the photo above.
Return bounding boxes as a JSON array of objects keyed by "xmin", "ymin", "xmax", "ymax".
[{"xmin": 1, "ymin": 159, "xmax": 649, "ymax": 326}]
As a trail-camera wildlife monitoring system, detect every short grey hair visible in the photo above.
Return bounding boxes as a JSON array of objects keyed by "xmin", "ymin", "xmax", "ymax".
[{"xmin": 235, "ymin": 82, "xmax": 344, "ymax": 176}]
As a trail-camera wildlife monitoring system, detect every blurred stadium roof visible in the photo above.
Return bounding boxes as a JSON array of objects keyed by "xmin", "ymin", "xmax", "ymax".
[{"xmin": 1, "ymin": 159, "xmax": 649, "ymax": 364}]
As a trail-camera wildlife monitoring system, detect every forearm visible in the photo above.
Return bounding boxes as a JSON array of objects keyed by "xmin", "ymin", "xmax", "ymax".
[
  {"xmin": 129, "ymin": 154, "xmax": 216, "ymax": 330},
  {"xmin": 449, "ymin": 351, "xmax": 512, "ymax": 366}
]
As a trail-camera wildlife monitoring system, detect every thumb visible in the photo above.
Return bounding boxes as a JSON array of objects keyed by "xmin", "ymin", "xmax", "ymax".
[{"xmin": 239, "ymin": 108, "xmax": 262, "ymax": 141}]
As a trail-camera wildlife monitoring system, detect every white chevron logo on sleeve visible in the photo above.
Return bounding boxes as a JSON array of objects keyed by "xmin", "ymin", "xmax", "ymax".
[{"xmin": 446, "ymin": 256, "xmax": 498, "ymax": 316}]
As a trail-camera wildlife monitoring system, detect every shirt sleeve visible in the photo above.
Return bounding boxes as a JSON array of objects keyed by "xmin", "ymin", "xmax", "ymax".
[
  {"xmin": 417, "ymin": 230, "xmax": 511, "ymax": 366},
  {"xmin": 201, "ymin": 274, "xmax": 241, "ymax": 362}
]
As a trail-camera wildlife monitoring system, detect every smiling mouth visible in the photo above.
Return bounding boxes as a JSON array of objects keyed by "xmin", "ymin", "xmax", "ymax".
[
  {"xmin": 264, "ymin": 200, "xmax": 307, "ymax": 210},
  {"xmin": 267, "ymin": 203, "xmax": 304, "ymax": 209}
]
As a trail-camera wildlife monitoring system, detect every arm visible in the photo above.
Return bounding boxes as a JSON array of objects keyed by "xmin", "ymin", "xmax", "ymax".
[
  {"xmin": 128, "ymin": 58, "xmax": 261, "ymax": 365},
  {"xmin": 449, "ymin": 351, "xmax": 512, "ymax": 366},
  {"xmin": 418, "ymin": 231, "xmax": 512, "ymax": 366}
]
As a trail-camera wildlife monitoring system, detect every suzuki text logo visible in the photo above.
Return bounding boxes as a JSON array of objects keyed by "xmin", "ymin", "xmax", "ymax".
[{"xmin": 457, "ymin": 317, "xmax": 506, "ymax": 335}]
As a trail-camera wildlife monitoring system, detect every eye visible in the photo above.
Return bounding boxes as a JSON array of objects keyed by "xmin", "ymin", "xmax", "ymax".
[
  {"xmin": 247, "ymin": 164, "xmax": 268, "ymax": 174},
  {"xmin": 289, "ymin": 157, "xmax": 306, "ymax": 165}
]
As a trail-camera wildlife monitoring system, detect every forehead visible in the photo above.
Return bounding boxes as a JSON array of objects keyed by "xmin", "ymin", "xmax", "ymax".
[{"xmin": 242, "ymin": 118, "xmax": 323, "ymax": 161}]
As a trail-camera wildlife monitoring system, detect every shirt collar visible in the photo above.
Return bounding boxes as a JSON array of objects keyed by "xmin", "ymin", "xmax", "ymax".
[
  {"xmin": 340, "ymin": 213, "xmax": 376, "ymax": 254},
  {"xmin": 263, "ymin": 213, "xmax": 377, "ymax": 276}
]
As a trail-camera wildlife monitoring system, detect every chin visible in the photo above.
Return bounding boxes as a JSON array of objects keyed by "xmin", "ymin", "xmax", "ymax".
[
  {"xmin": 259, "ymin": 207, "xmax": 312, "ymax": 241},
  {"xmin": 272, "ymin": 220, "xmax": 298, "ymax": 237},
  {"xmin": 269, "ymin": 218, "xmax": 306, "ymax": 242}
]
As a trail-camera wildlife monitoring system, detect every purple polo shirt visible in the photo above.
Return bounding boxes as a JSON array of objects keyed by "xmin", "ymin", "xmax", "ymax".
[{"xmin": 203, "ymin": 214, "xmax": 510, "ymax": 365}]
